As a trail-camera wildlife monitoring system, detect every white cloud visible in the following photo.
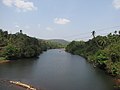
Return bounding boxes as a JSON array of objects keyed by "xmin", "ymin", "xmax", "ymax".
[
  {"xmin": 46, "ymin": 27, "xmax": 54, "ymax": 31},
  {"xmin": 2, "ymin": 0, "xmax": 37, "ymax": 11},
  {"xmin": 2, "ymin": 0, "xmax": 13, "ymax": 6},
  {"xmin": 54, "ymin": 18, "xmax": 71, "ymax": 25},
  {"xmin": 113, "ymin": 0, "xmax": 120, "ymax": 9}
]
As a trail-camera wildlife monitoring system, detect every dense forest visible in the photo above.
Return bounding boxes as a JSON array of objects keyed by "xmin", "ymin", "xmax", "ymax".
[
  {"xmin": 66, "ymin": 31, "xmax": 120, "ymax": 77},
  {"xmin": 0, "ymin": 29, "xmax": 64, "ymax": 60}
]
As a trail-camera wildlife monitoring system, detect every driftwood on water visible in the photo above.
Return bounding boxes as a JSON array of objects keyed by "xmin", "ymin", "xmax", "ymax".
[
  {"xmin": 0, "ymin": 79, "xmax": 43, "ymax": 90},
  {"xmin": 9, "ymin": 81, "xmax": 37, "ymax": 90}
]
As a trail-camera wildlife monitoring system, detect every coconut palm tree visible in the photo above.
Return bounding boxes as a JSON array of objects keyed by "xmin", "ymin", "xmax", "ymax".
[
  {"xmin": 92, "ymin": 31, "xmax": 95, "ymax": 38},
  {"xmin": 20, "ymin": 30, "xmax": 22, "ymax": 33},
  {"xmin": 119, "ymin": 31, "xmax": 120, "ymax": 35},
  {"xmin": 114, "ymin": 31, "xmax": 117, "ymax": 35}
]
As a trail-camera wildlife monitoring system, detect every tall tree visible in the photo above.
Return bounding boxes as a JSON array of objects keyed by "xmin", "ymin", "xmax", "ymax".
[{"xmin": 92, "ymin": 31, "xmax": 95, "ymax": 38}]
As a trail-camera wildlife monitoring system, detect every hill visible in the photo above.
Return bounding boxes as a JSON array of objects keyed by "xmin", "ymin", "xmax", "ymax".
[{"xmin": 47, "ymin": 39, "xmax": 69, "ymax": 46}]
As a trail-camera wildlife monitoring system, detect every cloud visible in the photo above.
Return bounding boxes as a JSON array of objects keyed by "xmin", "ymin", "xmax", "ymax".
[
  {"xmin": 54, "ymin": 18, "xmax": 71, "ymax": 25},
  {"xmin": 113, "ymin": 0, "xmax": 120, "ymax": 9},
  {"xmin": 2, "ymin": 0, "xmax": 37, "ymax": 11},
  {"xmin": 2, "ymin": 0, "xmax": 13, "ymax": 6}
]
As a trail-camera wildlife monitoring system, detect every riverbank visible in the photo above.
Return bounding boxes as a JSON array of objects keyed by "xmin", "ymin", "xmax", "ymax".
[
  {"xmin": 65, "ymin": 34, "xmax": 120, "ymax": 89},
  {"xmin": 0, "ymin": 60, "xmax": 10, "ymax": 64},
  {"xmin": 113, "ymin": 78, "xmax": 120, "ymax": 90}
]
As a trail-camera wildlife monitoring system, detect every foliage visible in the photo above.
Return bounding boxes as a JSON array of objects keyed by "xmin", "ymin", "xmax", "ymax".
[
  {"xmin": 47, "ymin": 39, "xmax": 69, "ymax": 47},
  {"xmin": 44, "ymin": 40, "xmax": 65, "ymax": 49},
  {"xmin": 3, "ymin": 44, "xmax": 18, "ymax": 60},
  {"xmin": 0, "ymin": 29, "xmax": 63, "ymax": 60},
  {"xmin": 66, "ymin": 31, "xmax": 120, "ymax": 76}
]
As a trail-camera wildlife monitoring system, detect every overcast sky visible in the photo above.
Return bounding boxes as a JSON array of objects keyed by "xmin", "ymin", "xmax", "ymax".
[{"xmin": 0, "ymin": 0, "xmax": 120, "ymax": 41}]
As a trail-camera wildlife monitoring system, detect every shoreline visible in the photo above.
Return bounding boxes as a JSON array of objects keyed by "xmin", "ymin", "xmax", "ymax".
[
  {"xmin": 0, "ymin": 60, "xmax": 10, "ymax": 64},
  {"xmin": 113, "ymin": 78, "xmax": 120, "ymax": 90},
  {"xmin": 81, "ymin": 55, "xmax": 120, "ymax": 89},
  {"xmin": 65, "ymin": 51, "xmax": 120, "ymax": 89}
]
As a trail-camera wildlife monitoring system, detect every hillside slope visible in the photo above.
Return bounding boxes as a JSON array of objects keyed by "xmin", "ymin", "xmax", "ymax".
[{"xmin": 48, "ymin": 39, "xmax": 69, "ymax": 46}]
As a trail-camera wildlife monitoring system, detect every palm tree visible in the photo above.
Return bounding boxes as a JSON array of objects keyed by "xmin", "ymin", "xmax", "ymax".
[
  {"xmin": 92, "ymin": 31, "xmax": 95, "ymax": 38},
  {"xmin": 114, "ymin": 31, "xmax": 117, "ymax": 35},
  {"xmin": 20, "ymin": 30, "xmax": 22, "ymax": 33},
  {"xmin": 119, "ymin": 31, "xmax": 120, "ymax": 35}
]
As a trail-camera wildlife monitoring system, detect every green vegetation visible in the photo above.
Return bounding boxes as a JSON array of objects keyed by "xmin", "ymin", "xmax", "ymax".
[
  {"xmin": 45, "ymin": 40, "xmax": 66, "ymax": 49},
  {"xmin": 0, "ymin": 29, "xmax": 63, "ymax": 60},
  {"xmin": 66, "ymin": 31, "xmax": 120, "ymax": 77},
  {"xmin": 47, "ymin": 39, "xmax": 69, "ymax": 47}
]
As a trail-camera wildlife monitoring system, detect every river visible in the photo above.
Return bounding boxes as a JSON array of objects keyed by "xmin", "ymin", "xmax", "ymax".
[{"xmin": 0, "ymin": 49, "xmax": 114, "ymax": 90}]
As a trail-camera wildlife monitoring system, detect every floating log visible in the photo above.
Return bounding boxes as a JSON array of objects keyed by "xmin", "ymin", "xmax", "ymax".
[{"xmin": 9, "ymin": 81, "xmax": 37, "ymax": 90}]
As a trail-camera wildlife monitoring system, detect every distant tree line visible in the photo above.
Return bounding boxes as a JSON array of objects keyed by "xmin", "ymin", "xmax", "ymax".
[
  {"xmin": 66, "ymin": 31, "xmax": 120, "ymax": 77},
  {"xmin": 0, "ymin": 29, "xmax": 63, "ymax": 60}
]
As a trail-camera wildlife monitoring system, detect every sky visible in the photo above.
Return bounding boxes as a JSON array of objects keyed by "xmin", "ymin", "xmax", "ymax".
[{"xmin": 0, "ymin": 0, "xmax": 120, "ymax": 41}]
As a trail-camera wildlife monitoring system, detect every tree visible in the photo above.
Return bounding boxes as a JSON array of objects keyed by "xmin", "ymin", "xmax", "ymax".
[
  {"xmin": 114, "ymin": 31, "xmax": 117, "ymax": 35},
  {"xmin": 3, "ymin": 44, "xmax": 18, "ymax": 60},
  {"xmin": 66, "ymin": 31, "xmax": 120, "ymax": 76},
  {"xmin": 20, "ymin": 30, "xmax": 22, "ymax": 33},
  {"xmin": 92, "ymin": 31, "xmax": 95, "ymax": 38},
  {"xmin": 119, "ymin": 31, "xmax": 120, "ymax": 35}
]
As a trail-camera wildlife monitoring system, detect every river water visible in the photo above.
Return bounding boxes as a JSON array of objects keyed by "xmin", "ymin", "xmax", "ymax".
[{"xmin": 0, "ymin": 49, "xmax": 114, "ymax": 90}]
